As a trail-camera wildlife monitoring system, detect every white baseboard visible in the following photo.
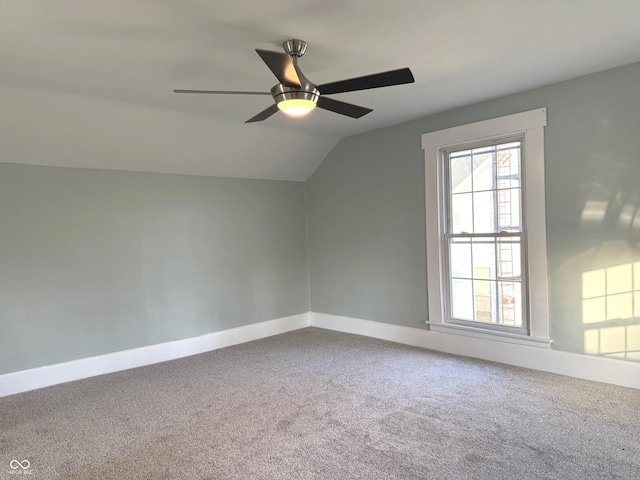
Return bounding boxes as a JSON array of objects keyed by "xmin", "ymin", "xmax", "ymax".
[
  {"xmin": 4, "ymin": 311, "xmax": 638, "ymax": 397},
  {"xmin": 311, "ymin": 312, "xmax": 640, "ymax": 390},
  {"xmin": 0, "ymin": 312, "xmax": 311, "ymax": 398}
]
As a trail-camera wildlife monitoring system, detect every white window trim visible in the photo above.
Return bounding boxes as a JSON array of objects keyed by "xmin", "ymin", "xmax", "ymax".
[{"xmin": 422, "ymin": 108, "xmax": 551, "ymax": 348}]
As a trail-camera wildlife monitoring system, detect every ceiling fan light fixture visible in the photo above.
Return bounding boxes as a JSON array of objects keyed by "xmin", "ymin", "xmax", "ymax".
[
  {"xmin": 277, "ymin": 98, "xmax": 316, "ymax": 116},
  {"xmin": 272, "ymin": 86, "xmax": 319, "ymax": 117}
]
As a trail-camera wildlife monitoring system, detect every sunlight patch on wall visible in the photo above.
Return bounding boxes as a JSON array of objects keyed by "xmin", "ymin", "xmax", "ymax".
[{"xmin": 582, "ymin": 261, "xmax": 640, "ymax": 361}]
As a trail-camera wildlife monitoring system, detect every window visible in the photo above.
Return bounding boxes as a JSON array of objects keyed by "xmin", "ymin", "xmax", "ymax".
[
  {"xmin": 446, "ymin": 140, "xmax": 526, "ymax": 334},
  {"xmin": 422, "ymin": 109, "xmax": 550, "ymax": 346}
]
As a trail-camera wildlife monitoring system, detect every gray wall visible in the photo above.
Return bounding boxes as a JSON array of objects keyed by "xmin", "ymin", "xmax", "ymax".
[
  {"xmin": 307, "ymin": 61, "xmax": 640, "ymax": 361},
  {"xmin": 3, "ymin": 62, "xmax": 640, "ymax": 376},
  {"xmin": 0, "ymin": 164, "xmax": 309, "ymax": 374}
]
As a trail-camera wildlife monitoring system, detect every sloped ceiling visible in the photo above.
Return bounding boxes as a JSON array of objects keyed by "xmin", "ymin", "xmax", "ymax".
[{"xmin": 2, "ymin": 0, "xmax": 640, "ymax": 181}]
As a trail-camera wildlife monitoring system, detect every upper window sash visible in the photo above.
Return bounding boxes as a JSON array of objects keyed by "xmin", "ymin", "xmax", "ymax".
[{"xmin": 443, "ymin": 137, "xmax": 524, "ymax": 237}]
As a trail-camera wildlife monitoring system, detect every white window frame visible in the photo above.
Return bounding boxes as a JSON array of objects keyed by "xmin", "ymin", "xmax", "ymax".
[{"xmin": 422, "ymin": 108, "xmax": 550, "ymax": 347}]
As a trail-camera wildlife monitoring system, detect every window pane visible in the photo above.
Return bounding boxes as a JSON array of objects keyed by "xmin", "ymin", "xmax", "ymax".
[
  {"xmin": 498, "ymin": 281, "xmax": 522, "ymax": 327},
  {"xmin": 474, "ymin": 280, "xmax": 495, "ymax": 322},
  {"xmin": 473, "ymin": 191, "xmax": 496, "ymax": 233},
  {"xmin": 451, "ymin": 279, "xmax": 474, "ymax": 320},
  {"xmin": 497, "ymin": 147, "xmax": 521, "ymax": 189},
  {"xmin": 450, "ymin": 156, "xmax": 472, "ymax": 193},
  {"xmin": 450, "ymin": 239, "xmax": 472, "ymax": 278},
  {"xmin": 497, "ymin": 188, "xmax": 521, "ymax": 230},
  {"xmin": 472, "ymin": 240, "xmax": 496, "ymax": 280},
  {"xmin": 451, "ymin": 193, "xmax": 473, "ymax": 233},
  {"xmin": 471, "ymin": 153, "xmax": 494, "ymax": 191},
  {"xmin": 497, "ymin": 238, "xmax": 521, "ymax": 279}
]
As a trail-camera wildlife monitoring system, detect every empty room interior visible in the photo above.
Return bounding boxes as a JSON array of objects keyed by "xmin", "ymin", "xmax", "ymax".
[{"xmin": 2, "ymin": 2, "xmax": 640, "ymax": 479}]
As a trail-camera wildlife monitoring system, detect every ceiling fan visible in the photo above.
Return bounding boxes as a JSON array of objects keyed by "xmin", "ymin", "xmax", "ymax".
[{"xmin": 173, "ymin": 39, "xmax": 415, "ymax": 123}]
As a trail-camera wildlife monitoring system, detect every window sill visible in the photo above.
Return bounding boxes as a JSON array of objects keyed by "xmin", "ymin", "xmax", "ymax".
[{"xmin": 425, "ymin": 321, "xmax": 552, "ymax": 349}]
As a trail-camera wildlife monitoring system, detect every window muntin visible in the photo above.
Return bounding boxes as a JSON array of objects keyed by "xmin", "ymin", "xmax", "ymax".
[{"xmin": 443, "ymin": 139, "xmax": 527, "ymax": 334}]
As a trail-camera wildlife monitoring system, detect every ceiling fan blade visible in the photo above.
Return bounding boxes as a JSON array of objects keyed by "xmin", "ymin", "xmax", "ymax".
[
  {"xmin": 255, "ymin": 49, "xmax": 301, "ymax": 88},
  {"xmin": 316, "ymin": 96, "xmax": 373, "ymax": 119},
  {"xmin": 317, "ymin": 67, "xmax": 414, "ymax": 95},
  {"xmin": 245, "ymin": 103, "xmax": 280, "ymax": 123},
  {"xmin": 173, "ymin": 89, "xmax": 271, "ymax": 95}
]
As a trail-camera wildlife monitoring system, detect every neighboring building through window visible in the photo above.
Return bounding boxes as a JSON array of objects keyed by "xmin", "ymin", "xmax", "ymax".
[{"xmin": 422, "ymin": 109, "xmax": 550, "ymax": 346}]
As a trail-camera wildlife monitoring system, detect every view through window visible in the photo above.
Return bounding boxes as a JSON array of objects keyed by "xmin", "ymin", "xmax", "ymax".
[{"xmin": 445, "ymin": 140, "xmax": 526, "ymax": 333}]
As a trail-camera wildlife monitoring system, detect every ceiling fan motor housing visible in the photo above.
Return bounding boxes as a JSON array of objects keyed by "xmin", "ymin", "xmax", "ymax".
[{"xmin": 270, "ymin": 83, "xmax": 319, "ymax": 106}]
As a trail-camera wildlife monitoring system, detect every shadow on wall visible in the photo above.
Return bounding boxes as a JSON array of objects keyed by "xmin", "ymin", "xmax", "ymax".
[{"xmin": 552, "ymin": 154, "xmax": 640, "ymax": 361}]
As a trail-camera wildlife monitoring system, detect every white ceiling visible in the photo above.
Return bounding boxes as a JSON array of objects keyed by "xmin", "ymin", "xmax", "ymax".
[{"xmin": 2, "ymin": 0, "xmax": 640, "ymax": 182}]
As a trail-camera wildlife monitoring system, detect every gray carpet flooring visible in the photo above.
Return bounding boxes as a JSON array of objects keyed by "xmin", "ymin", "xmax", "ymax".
[{"xmin": 1, "ymin": 327, "xmax": 639, "ymax": 479}]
